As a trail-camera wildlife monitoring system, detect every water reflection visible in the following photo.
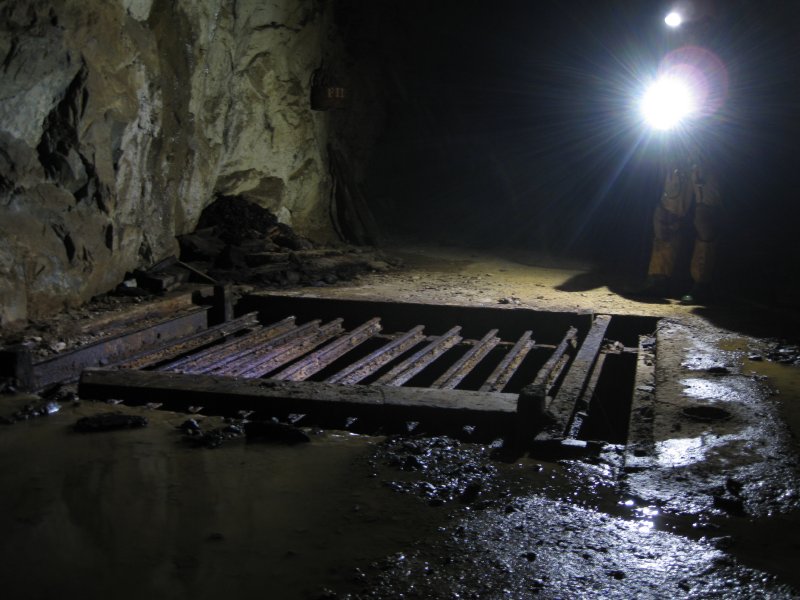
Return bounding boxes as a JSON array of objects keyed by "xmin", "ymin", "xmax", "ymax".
[
  {"xmin": 656, "ymin": 435, "xmax": 717, "ymax": 468},
  {"xmin": 681, "ymin": 378, "xmax": 739, "ymax": 403}
]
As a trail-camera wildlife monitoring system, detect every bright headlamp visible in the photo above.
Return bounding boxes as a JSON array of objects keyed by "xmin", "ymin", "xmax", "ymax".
[{"xmin": 640, "ymin": 76, "xmax": 696, "ymax": 131}]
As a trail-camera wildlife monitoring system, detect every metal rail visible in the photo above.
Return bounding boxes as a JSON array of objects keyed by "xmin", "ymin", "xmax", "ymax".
[
  {"xmin": 272, "ymin": 318, "xmax": 382, "ymax": 381},
  {"xmin": 326, "ymin": 326, "xmax": 426, "ymax": 385},
  {"xmin": 375, "ymin": 326, "xmax": 463, "ymax": 386},
  {"xmin": 480, "ymin": 330, "xmax": 534, "ymax": 392},
  {"xmin": 433, "ymin": 329, "xmax": 500, "ymax": 389}
]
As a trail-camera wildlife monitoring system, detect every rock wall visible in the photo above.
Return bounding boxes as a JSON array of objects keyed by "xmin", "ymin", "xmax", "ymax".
[{"xmin": 0, "ymin": 0, "xmax": 338, "ymax": 325}]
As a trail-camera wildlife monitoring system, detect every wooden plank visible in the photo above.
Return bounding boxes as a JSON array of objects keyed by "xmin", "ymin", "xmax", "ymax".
[
  {"xmin": 624, "ymin": 335, "xmax": 657, "ymax": 471},
  {"xmin": 565, "ymin": 351, "xmax": 607, "ymax": 439},
  {"xmin": 206, "ymin": 320, "xmax": 322, "ymax": 376},
  {"xmin": 525, "ymin": 327, "xmax": 578, "ymax": 400},
  {"xmin": 543, "ymin": 314, "xmax": 611, "ymax": 438},
  {"xmin": 158, "ymin": 316, "xmax": 296, "ymax": 372},
  {"xmin": 0, "ymin": 345, "xmax": 34, "ymax": 390},
  {"xmin": 78, "ymin": 368, "xmax": 518, "ymax": 429}
]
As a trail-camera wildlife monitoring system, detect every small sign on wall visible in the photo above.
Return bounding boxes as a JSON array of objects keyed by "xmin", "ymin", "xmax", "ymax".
[{"xmin": 311, "ymin": 67, "xmax": 347, "ymax": 110}]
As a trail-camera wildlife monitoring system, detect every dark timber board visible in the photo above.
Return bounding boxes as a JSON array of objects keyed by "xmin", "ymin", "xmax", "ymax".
[
  {"xmin": 236, "ymin": 294, "xmax": 594, "ymax": 345},
  {"xmin": 79, "ymin": 368, "xmax": 519, "ymax": 432}
]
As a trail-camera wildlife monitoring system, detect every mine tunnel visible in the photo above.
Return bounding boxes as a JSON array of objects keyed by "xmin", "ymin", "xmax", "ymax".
[{"xmin": 1, "ymin": 1, "xmax": 800, "ymax": 598}]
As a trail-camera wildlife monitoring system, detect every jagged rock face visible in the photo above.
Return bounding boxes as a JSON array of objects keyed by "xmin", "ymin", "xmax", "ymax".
[{"xmin": 0, "ymin": 0, "xmax": 335, "ymax": 325}]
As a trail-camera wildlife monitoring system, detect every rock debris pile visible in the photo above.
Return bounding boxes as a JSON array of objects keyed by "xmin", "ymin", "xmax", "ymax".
[{"xmin": 178, "ymin": 196, "xmax": 397, "ymax": 287}]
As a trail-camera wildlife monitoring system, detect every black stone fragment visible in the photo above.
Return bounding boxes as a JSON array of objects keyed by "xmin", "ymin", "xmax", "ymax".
[
  {"xmin": 177, "ymin": 418, "xmax": 203, "ymax": 434},
  {"xmin": 73, "ymin": 412, "xmax": 148, "ymax": 432},
  {"xmin": 189, "ymin": 424, "xmax": 244, "ymax": 449},
  {"xmin": 5, "ymin": 400, "xmax": 61, "ymax": 423}
]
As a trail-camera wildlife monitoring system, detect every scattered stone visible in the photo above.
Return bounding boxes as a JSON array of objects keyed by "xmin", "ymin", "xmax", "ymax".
[
  {"xmin": 4, "ymin": 399, "xmax": 61, "ymax": 423},
  {"xmin": 189, "ymin": 424, "xmax": 245, "ymax": 449},
  {"xmin": 375, "ymin": 435, "xmax": 499, "ymax": 507},
  {"xmin": 177, "ymin": 418, "xmax": 203, "ymax": 434}
]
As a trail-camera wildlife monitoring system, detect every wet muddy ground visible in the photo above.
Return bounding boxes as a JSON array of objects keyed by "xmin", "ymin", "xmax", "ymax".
[{"xmin": 1, "ymin": 244, "xmax": 799, "ymax": 599}]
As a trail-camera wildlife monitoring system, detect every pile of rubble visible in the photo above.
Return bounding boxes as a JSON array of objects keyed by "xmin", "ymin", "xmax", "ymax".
[{"xmin": 177, "ymin": 195, "xmax": 396, "ymax": 287}]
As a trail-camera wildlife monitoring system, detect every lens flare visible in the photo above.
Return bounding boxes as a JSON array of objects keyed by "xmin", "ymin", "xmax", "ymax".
[
  {"xmin": 664, "ymin": 12, "xmax": 683, "ymax": 28},
  {"xmin": 640, "ymin": 76, "xmax": 695, "ymax": 130}
]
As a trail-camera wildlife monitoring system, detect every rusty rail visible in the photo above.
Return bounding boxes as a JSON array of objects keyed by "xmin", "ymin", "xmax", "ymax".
[
  {"xmin": 375, "ymin": 326, "xmax": 462, "ymax": 387},
  {"xmin": 236, "ymin": 320, "xmax": 345, "ymax": 379},
  {"xmin": 272, "ymin": 318, "xmax": 382, "ymax": 382},
  {"xmin": 118, "ymin": 312, "xmax": 261, "ymax": 370},
  {"xmin": 480, "ymin": 330, "xmax": 534, "ymax": 393},
  {"xmin": 432, "ymin": 329, "xmax": 500, "ymax": 389},
  {"xmin": 207, "ymin": 320, "xmax": 323, "ymax": 376},
  {"xmin": 326, "ymin": 326, "xmax": 426, "ymax": 385},
  {"xmin": 29, "ymin": 307, "xmax": 210, "ymax": 389},
  {"xmin": 159, "ymin": 317, "xmax": 296, "ymax": 372}
]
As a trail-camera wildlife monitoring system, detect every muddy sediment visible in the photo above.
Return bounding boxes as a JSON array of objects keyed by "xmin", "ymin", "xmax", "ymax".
[{"xmin": 1, "ymin": 246, "xmax": 799, "ymax": 598}]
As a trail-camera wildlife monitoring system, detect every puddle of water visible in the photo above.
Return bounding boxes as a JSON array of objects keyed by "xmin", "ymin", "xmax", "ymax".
[
  {"xmin": 744, "ymin": 357, "xmax": 800, "ymax": 449},
  {"xmin": 343, "ymin": 494, "xmax": 794, "ymax": 599},
  {"xmin": 655, "ymin": 435, "xmax": 716, "ymax": 468},
  {"xmin": 681, "ymin": 377, "xmax": 742, "ymax": 403},
  {"xmin": 0, "ymin": 402, "xmax": 450, "ymax": 600}
]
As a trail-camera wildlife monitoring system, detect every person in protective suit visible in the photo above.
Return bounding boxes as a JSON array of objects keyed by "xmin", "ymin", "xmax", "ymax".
[
  {"xmin": 642, "ymin": 144, "xmax": 722, "ymax": 303},
  {"xmin": 638, "ymin": 2, "xmax": 727, "ymax": 304}
]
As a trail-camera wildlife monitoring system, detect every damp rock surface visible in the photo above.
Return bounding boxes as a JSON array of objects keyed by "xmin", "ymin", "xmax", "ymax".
[{"xmin": 0, "ymin": 0, "xmax": 340, "ymax": 325}]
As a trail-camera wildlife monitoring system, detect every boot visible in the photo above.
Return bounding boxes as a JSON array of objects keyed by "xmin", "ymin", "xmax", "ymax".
[{"xmin": 680, "ymin": 282, "xmax": 714, "ymax": 305}]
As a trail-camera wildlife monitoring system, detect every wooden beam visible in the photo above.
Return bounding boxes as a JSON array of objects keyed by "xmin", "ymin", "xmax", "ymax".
[
  {"xmin": 375, "ymin": 326, "xmax": 462, "ymax": 386},
  {"xmin": 78, "ymin": 368, "xmax": 518, "ymax": 431},
  {"xmin": 542, "ymin": 314, "xmax": 611, "ymax": 439},
  {"xmin": 624, "ymin": 334, "xmax": 657, "ymax": 471},
  {"xmin": 515, "ymin": 327, "xmax": 578, "ymax": 447},
  {"xmin": 0, "ymin": 345, "xmax": 34, "ymax": 390},
  {"xmin": 565, "ymin": 351, "xmax": 607, "ymax": 439}
]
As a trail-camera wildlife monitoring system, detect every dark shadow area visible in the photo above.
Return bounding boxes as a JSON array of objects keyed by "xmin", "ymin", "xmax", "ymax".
[
  {"xmin": 692, "ymin": 304, "xmax": 800, "ymax": 341},
  {"xmin": 338, "ymin": 0, "xmax": 800, "ymax": 314}
]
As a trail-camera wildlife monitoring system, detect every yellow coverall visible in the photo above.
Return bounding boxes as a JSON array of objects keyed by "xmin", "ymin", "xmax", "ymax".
[{"xmin": 647, "ymin": 160, "xmax": 721, "ymax": 285}]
